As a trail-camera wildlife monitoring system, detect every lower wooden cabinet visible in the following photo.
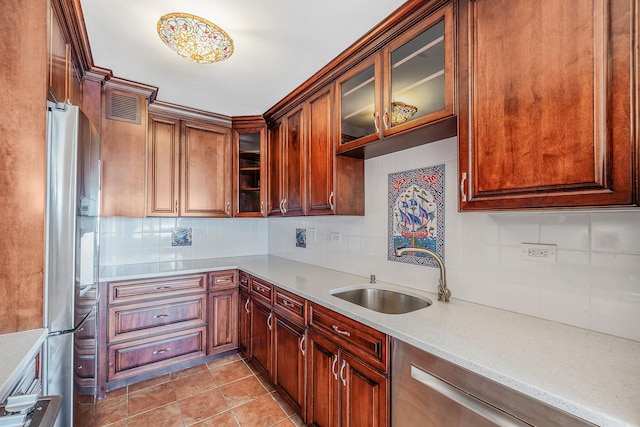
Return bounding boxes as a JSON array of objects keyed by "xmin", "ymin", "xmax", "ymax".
[
  {"xmin": 273, "ymin": 313, "xmax": 306, "ymax": 415},
  {"xmin": 250, "ymin": 297, "xmax": 273, "ymax": 376},
  {"xmin": 207, "ymin": 288, "xmax": 238, "ymax": 355},
  {"xmin": 307, "ymin": 331, "xmax": 388, "ymax": 427},
  {"xmin": 108, "ymin": 327, "xmax": 207, "ymax": 382},
  {"xmin": 238, "ymin": 290, "xmax": 251, "ymax": 356}
]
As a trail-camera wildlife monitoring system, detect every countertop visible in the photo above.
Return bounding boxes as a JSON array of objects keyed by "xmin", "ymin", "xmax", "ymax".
[
  {"xmin": 0, "ymin": 328, "xmax": 48, "ymax": 401},
  {"xmin": 101, "ymin": 255, "xmax": 640, "ymax": 426}
]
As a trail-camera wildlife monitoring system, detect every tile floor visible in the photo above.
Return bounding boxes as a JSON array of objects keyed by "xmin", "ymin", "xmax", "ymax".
[{"xmin": 92, "ymin": 353, "xmax": 305, "ymax": 427}]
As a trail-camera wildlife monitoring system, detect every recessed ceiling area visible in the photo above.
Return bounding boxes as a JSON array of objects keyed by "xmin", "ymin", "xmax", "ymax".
[{"xmin": 80, "ymin": 0, "xmax": 408, "ymax": 116}]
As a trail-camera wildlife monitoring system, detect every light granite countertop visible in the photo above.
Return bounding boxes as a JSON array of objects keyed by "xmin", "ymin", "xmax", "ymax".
[
  {"xmin": 0, "ymin": 328, "xmax": 48, "ymax": 401},
  {"xmin": 101, "ymin": 255, "xmax": 640, "ymax": 427}
]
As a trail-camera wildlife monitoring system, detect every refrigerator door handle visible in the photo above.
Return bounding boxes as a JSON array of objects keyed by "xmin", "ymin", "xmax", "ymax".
[{"xmin": 47, "ymin": 305, "xmax": 94, "ymax": 337}]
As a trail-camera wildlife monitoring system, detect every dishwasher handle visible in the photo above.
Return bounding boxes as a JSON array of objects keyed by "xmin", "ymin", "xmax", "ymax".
[{"xmin": 410, "ymin": 365, "xmax": 525, "ymax": 427}]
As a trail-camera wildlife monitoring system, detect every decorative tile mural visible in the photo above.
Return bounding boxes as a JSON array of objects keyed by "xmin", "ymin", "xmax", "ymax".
[
  {"xmin": 296, "ymin": 228, "xmax": 306, "ymax": 248},
  {"xmin": 172, "ymin": 227, "xmax": 192, "ymax": 247},
  {"xmin": 388, "ymin": 164, "xmax": 445, "ymax": 266}
]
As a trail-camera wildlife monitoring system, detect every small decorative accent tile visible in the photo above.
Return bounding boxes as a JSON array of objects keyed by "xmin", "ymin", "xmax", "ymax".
[
  {"xmin": 388, "ymin": 164, "xmax": 445, "ymax": 266},
  {"xmin": 172, "ymin": 227, "xmax": 192, "ymax": 247},
  {"xmin": 296, "ymin": 228, "xmax": 306, "ymax": 248}
]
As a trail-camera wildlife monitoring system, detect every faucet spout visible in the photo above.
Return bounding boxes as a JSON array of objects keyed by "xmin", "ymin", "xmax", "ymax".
[{"xmin": 394, "ymin": 247, "xmax": 451, "ymax": 302}]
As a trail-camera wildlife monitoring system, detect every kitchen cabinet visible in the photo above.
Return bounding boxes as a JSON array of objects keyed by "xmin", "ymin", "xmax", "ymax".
[
  {"xmin": 250, "ymin": 296, "xmax": 273, "ymax": 376},
  {"xmin": 268, "ymin": 106, "xmax": 306, "ymax": 216},
  {"xmin": 307, "ymin": 302, "xmax": 389, "ymax": 427},
  {"xmin": 99, "ymin": 274, "xmax": 208, "ymax": 393},
  {"xmin": 307, "ymin": 331, "xmax": 388, "ymax": 427},
  {"xmin": 458, "ymin": 0, "xmax": 638, "ymax": 210},
  {"xmin": 48, "ymin": 3, "xmax": 81, "ymax": 105},
  {"xmin": 238, "ymin": 289, "xmax": 251, "ymax": 356},
  {"xmin": 101, "ymin": 82, "xmax": 152, "ymax": 217},
  {"xmin": 336, "ymin": 2, "xmax": 455, "ymax": 158},
  {"xmin": 233, "ymin": 117, "xmax": 267, "ymax": 217},
  {"xmin": 307, "ymin": 87, "xmax": 365, "ymax": 216},
  {"xmin": 147, "ymin": 108, "xmax": 233, "ymax": 217},
  {"xmin": 207, "ymin": 271, "xmax": 238, "ymax": 355}
]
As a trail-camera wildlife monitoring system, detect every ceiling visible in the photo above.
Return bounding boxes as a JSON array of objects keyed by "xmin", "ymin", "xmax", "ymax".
[{"xmin": 80, "ymin": 0, "xmax": 408, "ymax": 117}]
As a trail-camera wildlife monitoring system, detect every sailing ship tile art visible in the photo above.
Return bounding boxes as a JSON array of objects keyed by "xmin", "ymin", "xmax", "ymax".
[{"xmin": 388, "ymin": 164, "xmax": 445, "ymax": 266}]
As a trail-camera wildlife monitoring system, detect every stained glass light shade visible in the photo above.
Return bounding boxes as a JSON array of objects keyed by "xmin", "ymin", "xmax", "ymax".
[
  {"xmin": 391, "ymin": 102, "xmax": 418, "ymax": 125},
  {"xmin": 157, "ymin": 13, "xmax": 234, "ymax": 64}
]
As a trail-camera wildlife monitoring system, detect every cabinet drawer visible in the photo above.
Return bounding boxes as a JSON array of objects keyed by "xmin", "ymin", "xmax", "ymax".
[
  {"xmin": 273, "ymin": 287, "xmax": 305, "ymax": 324},
  {"xmin": 108, "ymin": 294, "xmax": 207, "ymax": 343},
  {"xmin": 309, "ymin": 302, "xmax": 388, "ymax": 372},
  {"xmin": 238, "ymin": 271, "xmax": 250, "ymax": 292},
  {"xmin": 251, "ymin": 277, "xmax": 273, "ymax": 303},
  {"xmin": 108, "ymin": 274, "xmax": 207, "ymax": 304},
  {"xmin": 108, "ymin": 327, "xmax": 206, "ymax": 381},
  {"xmin": 209, "ymin": 270, "xmax": 237, "ymax": 290}
]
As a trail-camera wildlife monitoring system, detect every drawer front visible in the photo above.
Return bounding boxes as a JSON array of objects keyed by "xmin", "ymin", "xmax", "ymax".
[
  {"xmin": 108, "ymin": 294, "xmax": 207, "ymax": 343},
  {"xmin": 209, "ymin": 270, "xmax": 237, "ymax": 290},
  {"xmin": 238, "ymin": 271, "xmax": 250, "ymax": 292},
  {"xmin": 251, "ymin": 277, "xmax": 273, "ymax": 304},
  {"xmin": 273, "ymin": 287, "xmax": 305, "ymax": 324},
  {"xmin": 108, "ymin": 327, "xmax": 206, "ymax": 381},
  {"xmin": 309, "ymin": 303, "xmax": 388, "ymax": 372},
  {"xmin": 108, "ymin": 274, "xmax": 207, "ymax": 304}
]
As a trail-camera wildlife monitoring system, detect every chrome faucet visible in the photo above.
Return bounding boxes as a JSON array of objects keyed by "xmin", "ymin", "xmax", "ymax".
[{"xmin": 395, "ymin": 247, "xmax": 451, "ymax": 302}]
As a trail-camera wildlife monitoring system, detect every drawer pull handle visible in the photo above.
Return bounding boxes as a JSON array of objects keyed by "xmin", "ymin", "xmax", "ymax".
[
  {"xmin": 155, "ymin": 286, "xmax": 171, "ymax": 290},
  {"xmin": 153, "ymin": 314, "xmax": 170, "ymax": 319},
  {"xmin": 331, "ymin": 355, "xmax": 338, "ymax": 380},
  {"xmin": 244, "ymin": 299, "xmax": 250, "ymax": 314},
  {"xmin": 299, "ymin": 334, "xmax": 306, "ymax": 356},
  {"xmin": 153, "ymin": 348, "xmax": 171, "ymax": 355},
  {"xmin": 267, "ymin": 312, "xmax": 273, "ymax": 331},
  {"xmin": 460, "ymin": 172, "xmax": 468, "ymax": 202},
  {"xmin": 282, "ymin": 299, "xmax": 296, "ymax": 309},
  {"xmin": 332, "ymin": 325, "xmax": 351, "ymax": 337},
  {"xmin": 340, "ymin": 360, "xmax": 347, "ymax": 387}
]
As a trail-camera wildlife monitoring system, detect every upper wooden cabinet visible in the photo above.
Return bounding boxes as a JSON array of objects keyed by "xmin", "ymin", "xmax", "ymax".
[
  {"xmin": 336, "ymin": 2, "xmax": 455, "ymax": 158},
  {"xmin": 458, "ymin": 0, "xmax": 638, "ymax": 210},
  {"xmin": 147, "ymin": 105, "xmax": 233, "ymax": 217},
  {"xmin": 268, "ymin": 106, "xmax": 306, "ymax": 216},
  {"xmin": 232, "ymin": 117, "xmax": 267, "ymax": 217}
]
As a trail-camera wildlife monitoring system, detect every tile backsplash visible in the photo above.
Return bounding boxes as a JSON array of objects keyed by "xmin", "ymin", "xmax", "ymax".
[
  {"xmin": 268, "ymin": 137, "xmax": 640, "ymax": 342},
  {"xmin": 100, "ymin": 136, "xmax": 640, "ymax": 342}
]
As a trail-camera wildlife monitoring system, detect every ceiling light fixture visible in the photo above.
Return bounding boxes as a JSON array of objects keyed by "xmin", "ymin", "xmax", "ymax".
[
  {"xmin": 391, "ymin": 102, "xmax": 418, "ymax": 125},
  {"xmin": 157, "ymin": 12, "xmax": 234, "ymax": 64}
]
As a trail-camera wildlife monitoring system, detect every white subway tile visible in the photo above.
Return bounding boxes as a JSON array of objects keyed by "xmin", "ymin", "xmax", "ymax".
[
  {"xmin": 591, "ymin": 211, "xmax": 640, "ymax": 254},
  {"xmin": 539, "ymin": 213, "xmax": 590, "ymax": 251}
]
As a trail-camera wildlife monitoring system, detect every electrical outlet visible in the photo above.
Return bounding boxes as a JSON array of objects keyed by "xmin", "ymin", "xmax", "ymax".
[
  {"xmin": 330, "ymin": 232, "xmax": 341, "ymax": 243},
  {"xmin": 521, "ymin": 243, "xmax": 557, "ymax": 263}
]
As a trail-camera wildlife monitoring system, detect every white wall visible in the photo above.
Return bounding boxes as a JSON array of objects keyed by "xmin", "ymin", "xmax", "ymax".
[
  {"xmin": 100, "ymin": 217, "xmax": 268, "ymax": 266},
  {"xmin": 99, "ymin": 136, "xmax": 640, "ymax": 342},
  {"xmin": 268, "ymin": 137, "xmax": 640, "ymax": 342}
]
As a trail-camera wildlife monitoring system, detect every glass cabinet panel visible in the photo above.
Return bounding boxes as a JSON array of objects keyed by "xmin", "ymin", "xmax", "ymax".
[
  {"xmin": 389, "ymin": 20, "xmax": 445, "ymax": 127},
  {"xmin": 339, "ymin": 61, "xmax": 379, "ymax": 148},
  {"xmin": 237, "ymin": 132, "xmax": 261, "ymax": 214}
]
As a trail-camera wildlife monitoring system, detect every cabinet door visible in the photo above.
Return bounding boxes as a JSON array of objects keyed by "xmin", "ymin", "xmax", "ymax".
[
  {"xmin": 458, "ymin": 0, "xmax": 636, "ymax": 209},
  {"xmin": 208, "ymin": 288, "xmax": 238, "ymax": 355},
  {"xmin": 147, "ymin": 114, "xmax": 180, "ymax": 216},
  {"xmin": 250, "ymin": 298, "xmax": 272, "ymax": 376},
  {"xmin": 336, "ymin": 57, "xmax": 382, "ymax": 154},
  {"xmin": 339, "ymin": 351, "xmax": 388, "ymax": 427},
  {"xmin": 281, "ymin": 106, "xmax": 306, "ymax": 216},
  {"xmin": 181, "ymin": 120, "xmax": 232, "ymax": 217},
  {"xmin": 382, "ymin": 2, "xmax": 454, "ymax": 137},
  {"xmin": 307, "ymin": 332, "xmax": 340, "ymax": 427},
  {"xmin": 238, "ymin": 290, "xmax": 251, "ymax": 356},
  {"xmin": 306, "ymin": 87, "xmax": 335, "ymax": 215},
  {"xmin": 234, "ymin": 126, "xmax": 267, "ymax": 217},
  {"xmin": 267, "ymin": 121, "xmax": 284, "ymax": 216},
  {"xmin": 273, "ymin": 314, "xmax": 306, "ymax": 417}
]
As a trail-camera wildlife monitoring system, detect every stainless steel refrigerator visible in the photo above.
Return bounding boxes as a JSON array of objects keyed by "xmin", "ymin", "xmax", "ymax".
[{"xmin": 44, "ymin": 101, "xmax": 100, "ymax": 427}]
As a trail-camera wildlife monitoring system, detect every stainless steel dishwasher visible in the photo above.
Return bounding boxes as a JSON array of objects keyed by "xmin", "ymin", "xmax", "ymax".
[{"xmin": 391, "ymin": 339, "xmax": 595, "ymax": 426}]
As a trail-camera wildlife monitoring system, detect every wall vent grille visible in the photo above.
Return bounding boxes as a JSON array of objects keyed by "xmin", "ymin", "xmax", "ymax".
[{"xmin": 106, "ymin": 90, "xmax": 142, "ymax": 125}]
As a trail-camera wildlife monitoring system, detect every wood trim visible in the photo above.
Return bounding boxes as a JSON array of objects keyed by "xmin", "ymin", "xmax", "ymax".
[{"xmin": 150, "ymin": 100, "xmax": 231, "ymax": 127}]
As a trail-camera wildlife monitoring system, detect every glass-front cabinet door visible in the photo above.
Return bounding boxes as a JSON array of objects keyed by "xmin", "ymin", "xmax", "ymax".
[
  {"xmin": 382, "ymin": 3, "xmax": 454, "ymax": 137},
  {"xmin": 336, "ymin": 56, "xmax": 382, "ymax": 153},
  {"xmin": 233, "ymin": 124, "xmax": 266, "ymax": 217}
]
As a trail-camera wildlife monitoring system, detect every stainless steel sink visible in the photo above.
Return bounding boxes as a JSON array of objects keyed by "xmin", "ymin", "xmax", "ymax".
[{"xmin": 330, "ymin": 288, "xmax": 432, "ymax": 314}]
